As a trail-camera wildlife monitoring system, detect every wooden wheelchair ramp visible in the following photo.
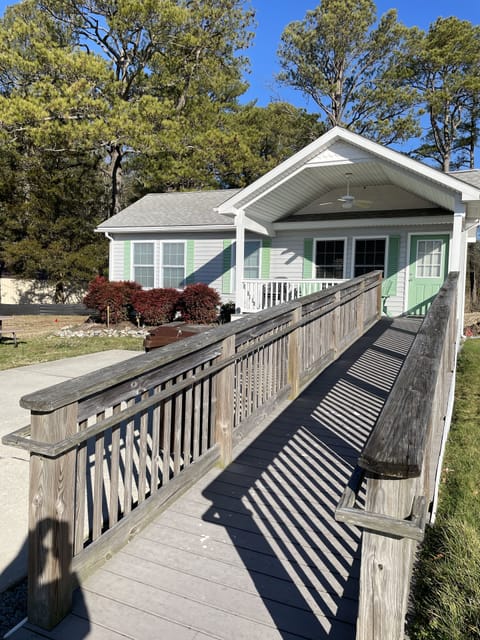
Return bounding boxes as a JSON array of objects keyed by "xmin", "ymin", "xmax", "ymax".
[{"xmin": 9, "ymin": 316, "xmax": 421, "ymax": 640}]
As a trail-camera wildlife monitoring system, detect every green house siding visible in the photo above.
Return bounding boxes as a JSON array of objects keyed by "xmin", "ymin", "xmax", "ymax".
[
  {"xmin": 303, "ymin": 238, "xmax": 314, "ymax": 279},
  {"xmin": 261, "ymin": 238, "xmax": 272, "ymax": 279},
  {"xmin": 123, "ymin": 241, "xmax": 131, "ymax": 280},
  {"xmin": 185, "ymin": 240, "xmax": 195, "ymax": 285},
  {"xmin": 382, "ymin": 235, "xmax": 400, "ymax": 297},
  {"xmin": 222, "ymin": 239, "xmax": 233, "ymax": 294}
]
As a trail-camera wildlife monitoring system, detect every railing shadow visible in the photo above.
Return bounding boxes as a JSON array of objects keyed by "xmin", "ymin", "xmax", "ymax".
[
  {"xmin": 0, "ymin": 519, "xmax": 90, "ymax": 640},
  {"xmin": 201, "ymin": 317, "xmax": 421, "ymax": 638}
]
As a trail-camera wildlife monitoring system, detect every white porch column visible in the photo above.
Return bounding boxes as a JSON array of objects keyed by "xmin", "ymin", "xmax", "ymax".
[
  {"xmin": 450, "ymin": 202, "xmax": 466, "ymax": 337},
  {"xmin": 234, "ymin": 208, "xmax": 246, "ymax": 314}
]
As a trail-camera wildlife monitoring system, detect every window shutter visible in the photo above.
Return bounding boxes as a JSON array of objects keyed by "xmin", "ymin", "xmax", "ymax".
[
  {"xmin": 123, "ymin": 241, "xmax": 131, "ymax": 280},
  {"xmin": 303, "ymin": 238, "xmax": 313, "ymax": 279},
  {"xmin": 382, "ymin": 236, "xmax": 400, "ymax": 296},
  {"xmin": 185, "ymin": 240, "xmax": 195, "ymax": 285},
  {"xmin": 222, "ymin": 239, "xmax": 233, "ymax": 293},
  {"xmin": 261, "ymin": 238, "xmax": 272, "ymax": 279}
]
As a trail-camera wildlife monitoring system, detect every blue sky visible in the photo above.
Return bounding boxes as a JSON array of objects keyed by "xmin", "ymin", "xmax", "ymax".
[
  {"xmin": 242, "ymin": 0, "xmax": 480, "ymax": 107},
  {"xmin": 0, "ymin": 0, "xmax": 479, "ymax": 110}
]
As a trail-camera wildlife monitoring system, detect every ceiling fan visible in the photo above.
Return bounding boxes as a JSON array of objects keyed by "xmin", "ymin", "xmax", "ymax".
[{"xmin": 317, "ymin": 172, "xmax": 373, "ymax": 209}]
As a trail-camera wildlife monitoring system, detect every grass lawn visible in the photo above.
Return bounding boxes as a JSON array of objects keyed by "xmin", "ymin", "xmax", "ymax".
[
  {"xmin": 0, "ymin": 333, "xmax": 144, "ymax": 371},
  {"xmin": 408, "ymin": 338, "xmax": 480, "ymax": 639}
]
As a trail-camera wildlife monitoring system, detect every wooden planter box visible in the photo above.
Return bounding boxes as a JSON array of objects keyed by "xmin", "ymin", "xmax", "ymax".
[{"xmin": 143, "ymin": 322, "xmax": 210, "ymax": 352}]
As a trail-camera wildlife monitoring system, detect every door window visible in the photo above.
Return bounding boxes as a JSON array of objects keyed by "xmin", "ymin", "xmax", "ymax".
[{"xmin": 416, "ymin": 240, "xmax": 442, "ymax": 278}]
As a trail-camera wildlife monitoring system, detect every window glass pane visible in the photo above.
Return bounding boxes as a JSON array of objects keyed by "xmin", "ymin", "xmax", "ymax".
[
  {"xmin": 133, "ymin": 243, "xmax": 154, "ymax": 287},
  {"xmin": 133, "ymin": 243, "xmax": 154, "ymax": 265},
  {"xmin": 244, "ymin": 241, "xmax": 260, "ymax": 279},
  {"xmin": 163, "ymin": 242, "xmax": 184, "ymax": 266},
  {"xmin": 315, "ymin": 240, "xmax": 344, "ymax": 279},
  {"xmin": 416, "ymin": 240, "xmax": 442, "ymax": 278},
  {"xmin": 163, "ymin": 267, "xmax": 184, "ymax": 289},
  {"xmin": 162, "ymin": 242, "xmax": 185, "ymax": 288},
  {"xmin": 134, "ymin": 266, "xmax": 154, "ymax": 288},
  {"xmin": 354, "ymin": 238, "xmax": 386, "ymax": 277}
]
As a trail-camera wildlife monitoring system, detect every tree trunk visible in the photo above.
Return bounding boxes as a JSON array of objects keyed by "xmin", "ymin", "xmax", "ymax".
[{"xmin": 108, "ymin": 145, "xmax": 123, "ymax": 218}]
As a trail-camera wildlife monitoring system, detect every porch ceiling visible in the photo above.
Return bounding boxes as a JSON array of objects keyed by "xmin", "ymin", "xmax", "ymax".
[{"xmin": 239, "ymin": 160, "xmax": 457, "ymax": 225}]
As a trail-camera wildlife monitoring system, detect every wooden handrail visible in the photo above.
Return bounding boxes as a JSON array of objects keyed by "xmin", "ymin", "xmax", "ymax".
[
  {"xmin": 335, "ymin": 271, "xmax": 459, "ymax": 640},
  {"xmin": 358, "ymin": 272, "xmax": 459, "ymax": 478}
]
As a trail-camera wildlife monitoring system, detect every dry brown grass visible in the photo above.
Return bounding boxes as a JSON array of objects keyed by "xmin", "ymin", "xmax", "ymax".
[{"xmin": 1, "ymin": 315, "xmax": 88, "ymax": 338}]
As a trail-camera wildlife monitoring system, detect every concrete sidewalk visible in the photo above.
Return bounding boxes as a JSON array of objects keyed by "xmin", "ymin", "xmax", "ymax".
[{"xmin": 0, "ymin": 350, "xmax": 141, "ymax": 592}]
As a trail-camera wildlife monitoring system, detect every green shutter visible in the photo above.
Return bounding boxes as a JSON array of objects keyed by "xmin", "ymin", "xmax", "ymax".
[
  {"xmin": 261, "ymin": 238, "xmax": 272, "ymax": 279},
  {"xmin": 185, "ymin": 240, "xmax": 195, "ymax": 284},
  {"xmin": 382, "ymin": 236, "xmax": 400, "ymax": 296},
  {"xmin": 303, "ymin": 238, "xmax": 313, "ymax": 279},
  {"xmin": 123, "ymin": 241, "xmax": 131, "ymax": 280},
  {"xmin": 222, "ymin": 239, "xmax": 233, "ymax": 293}
]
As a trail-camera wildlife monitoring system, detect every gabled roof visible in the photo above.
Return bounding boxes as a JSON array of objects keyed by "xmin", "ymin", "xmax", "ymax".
[
  {"xmin": 97, "ymin": 189, "xmax": 240, "ymax": 232},
  {"xmin": 216, "ymin": 127, "xmax": 480, "ymax": 226},
  {"xmin": 451, "ymin": 170, "xmax": 480, "ymax": 190}
]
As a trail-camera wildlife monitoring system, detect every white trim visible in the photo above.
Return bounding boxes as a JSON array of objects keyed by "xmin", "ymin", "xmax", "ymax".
[
  {"xmin": 314, "ymin": 236, "xmax": 348, "ymax": 280},
  {"xmin": 234, "ymin": 210, "xmax": 246, "ymax": 313},
  {"xmin": 97, "ymin": 225, "xmax": 234, "ymax": 234},
  {"xmin": 274, "ymin": 214, "xmax": 453, "ymax": 231},
  {"xmin": 351, "ymin": 235, "xmax": 388, "ymax": 279}
]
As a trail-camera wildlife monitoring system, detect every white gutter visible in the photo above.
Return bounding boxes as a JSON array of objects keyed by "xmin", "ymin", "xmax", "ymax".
[{"xmin": 95, "ymin": 225, "xmax": 235, "ymax": 234}]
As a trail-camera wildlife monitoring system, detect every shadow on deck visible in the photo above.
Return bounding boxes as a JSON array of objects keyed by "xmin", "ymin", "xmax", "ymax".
[{"xmin": 11, "ymin": 317, "xmax": 421, "ymax": 640}]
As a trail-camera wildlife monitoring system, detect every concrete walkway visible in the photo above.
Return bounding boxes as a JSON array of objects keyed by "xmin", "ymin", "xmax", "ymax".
[{"xmin": 0, "ymin": 350, "xmax": 142, "ymax": 592}]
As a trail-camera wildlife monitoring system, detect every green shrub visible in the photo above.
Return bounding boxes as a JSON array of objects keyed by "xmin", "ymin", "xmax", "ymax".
[
  {"xmin": 131, "ymin": 288, "xmax": 180, "ymax": 325},
  {"xmin": 177, "ymin": 283, "xmax": 220, "ymax": 324},
  {"xmin": 83, "ymin": 276, "xmax": 141, "ymax": 324}
]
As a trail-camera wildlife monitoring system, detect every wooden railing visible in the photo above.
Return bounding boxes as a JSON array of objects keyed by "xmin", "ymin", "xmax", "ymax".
[
  {"xmin": 242, "ymin": 277, "xmax": 346, "ymax": 312},
  {"xmin": 3, "ymin": 272, "xmax": 382, "ymax": 630},
  {"xmin": 336, "ymin": 272, "xmax": 459, "ymax": 640}
]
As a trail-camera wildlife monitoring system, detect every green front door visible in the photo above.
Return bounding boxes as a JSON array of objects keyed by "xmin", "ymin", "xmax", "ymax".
[{"xmin": 407, "ymin": 234, "xmax": 449, "ymax": 315}]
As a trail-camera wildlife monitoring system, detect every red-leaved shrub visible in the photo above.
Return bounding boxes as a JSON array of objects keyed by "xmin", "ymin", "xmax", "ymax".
[
  {"xmin": 83, "ymin": 276, "xmax": 141, "ymax": 324},
  {"xmin": 131, "ymin": 288, "xmax": 181, "ymax": 326},
  {"xmin": 177, "ymin": 283, "xmax": 220, "ymax": 324}
]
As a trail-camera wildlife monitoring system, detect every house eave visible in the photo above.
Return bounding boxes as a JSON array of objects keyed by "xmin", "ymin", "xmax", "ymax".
[
  {"xmin": 274, "ymin": 214, "xmax": 453, "ymax": 231},
  {"xmin": 95, "ymin": 224, "xmax": 234, "ymax": 234}
]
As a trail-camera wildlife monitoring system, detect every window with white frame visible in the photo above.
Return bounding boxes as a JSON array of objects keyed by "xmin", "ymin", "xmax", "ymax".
[
  {"xmin": 354, "ymin": 238, "xmax": 386, "ymax": 277},
  {"xmin": 244, "ymin": 240, "xmax": 261, "ymax": 279},
  {"xmin": 162, "ymin": 242, "xmax": 185, "ymax": 288},
  {"xmin": 315, "ymin": 239, "xmax": 345, "ymax": 279},
  {"xmin": 133, "ymin": 242, "xmax": 154, "ymax": 288}
]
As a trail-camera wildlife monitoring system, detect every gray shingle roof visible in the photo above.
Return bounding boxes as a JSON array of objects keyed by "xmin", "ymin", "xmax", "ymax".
[
  {"xmin": 450, "ymin": 169, "xmax": 480, "ymax": 189},
  {"xmin": 97, "ymin": 189, "xmax": 241, "ymax": 230}
]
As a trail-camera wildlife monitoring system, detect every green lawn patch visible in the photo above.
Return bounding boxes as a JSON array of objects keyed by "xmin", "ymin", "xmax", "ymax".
[
  {"xmin": 408, "ymin": 339, "xmax": 480, "ymax": 639},
  {"xmin": 0, "ymin": 334, "xmax": 143, "ymax": 371}
]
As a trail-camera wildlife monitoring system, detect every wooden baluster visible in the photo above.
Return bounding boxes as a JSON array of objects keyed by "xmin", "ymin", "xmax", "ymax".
[
  {"xmin": 288, "ymin": 306, "xmax": 301, "ymax": 399},
  {"xmin": 109, "ymin": 404, "xmax": 122, "ymax": 528}
]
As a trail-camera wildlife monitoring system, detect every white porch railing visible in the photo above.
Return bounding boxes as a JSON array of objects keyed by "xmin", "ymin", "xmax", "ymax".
[{"xmin": 242, "ymin": 278, "xmax": 347, "ymax": 312}]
